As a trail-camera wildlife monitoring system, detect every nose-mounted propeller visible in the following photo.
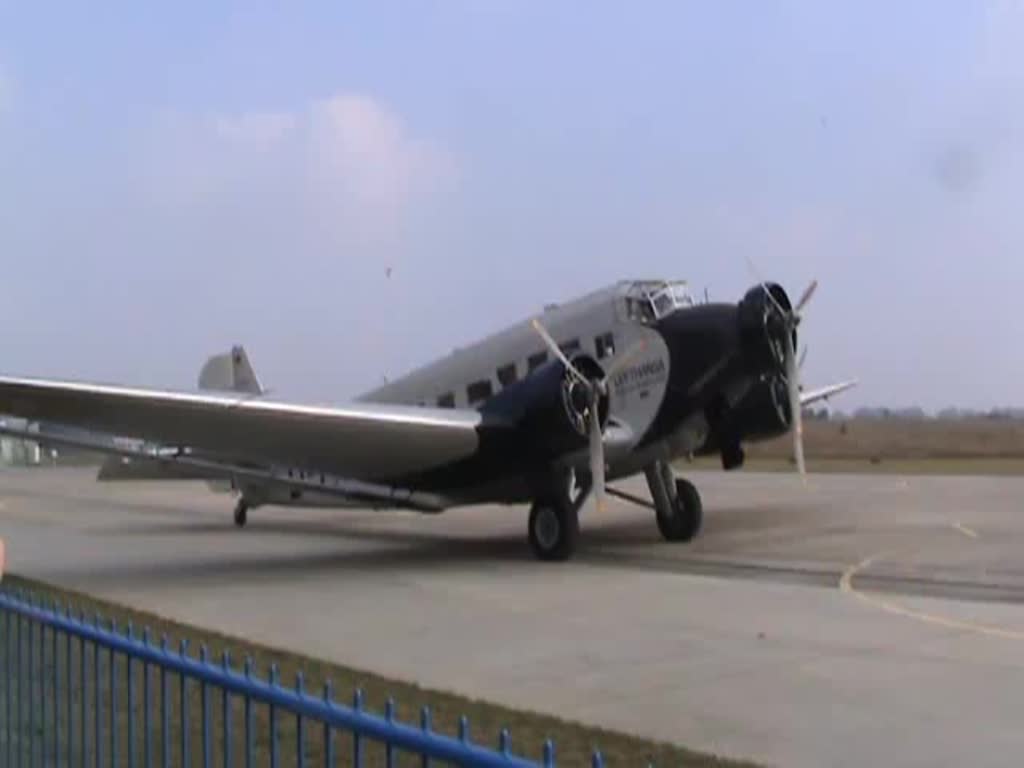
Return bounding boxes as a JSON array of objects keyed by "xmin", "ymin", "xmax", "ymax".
[
  {"xmin": 530, "ymin": 318, "xmax": 646, "ymax": 514},
  {"xmin": 745, "ymin": 259, "xmax": 818, "ymax": 481}
]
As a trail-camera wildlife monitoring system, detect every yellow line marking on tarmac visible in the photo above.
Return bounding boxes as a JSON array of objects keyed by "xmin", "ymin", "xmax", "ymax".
[
  {"xmin": 953, "ymin": 521, "xmax": 979, "ymax": 539},
  {"xmin": 840, "ymin": 554, "xmax": 1024, "ymax": 641}
]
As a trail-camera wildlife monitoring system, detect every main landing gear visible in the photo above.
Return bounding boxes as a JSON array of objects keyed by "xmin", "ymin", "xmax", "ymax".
[
  {"xmin": 645, "ymin": 461, "xmax": 703, "ymax": 542},
  {"xmin": 527, "ymin": 472, "xmax": 591, "ymax": 562},
  {"xmin": 526, "ymin": 462, "xmax": 704, "ymax": 561}
]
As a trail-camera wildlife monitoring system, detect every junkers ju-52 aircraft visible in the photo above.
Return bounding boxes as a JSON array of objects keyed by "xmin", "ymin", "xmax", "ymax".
[{"xmin": 0, "ymin": 278, "xmax": 855, "ymax": 561}]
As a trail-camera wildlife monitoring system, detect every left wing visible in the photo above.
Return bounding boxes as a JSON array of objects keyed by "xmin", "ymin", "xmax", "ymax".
[{"xmin": 0, "ymin": 375, "xmax": 499, "ymax": 483}]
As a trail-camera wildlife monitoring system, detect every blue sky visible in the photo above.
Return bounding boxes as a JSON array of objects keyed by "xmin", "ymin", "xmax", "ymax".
[{"xmin": 1, "ymin": 1, "xmax": 1021, "ymax": 410}]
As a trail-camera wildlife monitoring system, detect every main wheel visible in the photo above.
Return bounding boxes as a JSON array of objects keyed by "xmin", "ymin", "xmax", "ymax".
[
  {"xmin": 656, "ymin": 478, "xmax": 703, "ymax": 542},
  {"xmin": 233, "ymin": 500, "xmax": 249, "ymax": 528},
  {"xmin": 528, "ymin": 499, "xmax": 579, "ymax": 561}
]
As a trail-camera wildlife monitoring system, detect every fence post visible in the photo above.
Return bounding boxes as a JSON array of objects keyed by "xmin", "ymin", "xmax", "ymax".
[
  {"xmin": 243, "ymin": 656, "xmax": 254, "ymax": 768},
  {"xmin": 200, "ymin": 645, "xmax": 211, "ymax": 768},
  {"xmin": 323, "ymin": 681, "xmax": 335, "ymax": 768},
  {"xmin": 161, "ymin": 635, "xmax": 170, "ymax": 768},
  {"xmin": 94, "ymin": 613, "xmax": 101, "ymax": 768},
  {"xmin": 143, "ymin": 628, "xmax": 152, "ymax": 768},
  {"xmin": 295, "ymin": 672, "xmax": 306, "ymax": 768},
  {"xmin": 110, "ymin": 620, "xmax": 118, "ymax": 768},
  {"xmin": 269, "ymin": 664, "xmax": 280, "ymax": 768},
  {"xmin": 222, "ymin": 650, "xmax": 233, "ymax": 768},
  {"xmin": 384, "ymin": 697, "xmax": 396, "ymax": 768},
  {"xmin": 127, "ymin": 622, "xmax": 136, "ymax": 768},
  {"xmin": 543, "ymin": 740, "xmax": 555, "ymax": 768},
  {"xmin": 179, "ymin": 639, "xmax": 189, "ymax": 768},
  {"xmin": 420, "ymin": 706, "xmax": 432, "ymax": 768},
  {"xmin": 352, "ymin": 688, "xmax": 364, "ymax": 768}
]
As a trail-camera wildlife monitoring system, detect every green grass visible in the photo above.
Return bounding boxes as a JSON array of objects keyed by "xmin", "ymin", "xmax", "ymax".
[{"xmin": 0, "ymin": 574, "xmax": 757, "ymax": 768}]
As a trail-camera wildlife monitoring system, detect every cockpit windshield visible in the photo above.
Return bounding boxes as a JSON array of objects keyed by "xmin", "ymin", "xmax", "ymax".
[{"xmin": 622, "ymin": 280, "xmax": 694, "ymax": 324}]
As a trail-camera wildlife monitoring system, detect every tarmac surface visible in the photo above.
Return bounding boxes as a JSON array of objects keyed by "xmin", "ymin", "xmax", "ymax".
[{"xmin": 3, "ymin": 465, "xmax": 1024, "ymax": 767}]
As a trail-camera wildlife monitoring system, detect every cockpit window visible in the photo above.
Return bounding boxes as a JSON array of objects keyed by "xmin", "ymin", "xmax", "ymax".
[{"xmin": 623, "ymin": 281, "xmax": 694, "ymax": 324}]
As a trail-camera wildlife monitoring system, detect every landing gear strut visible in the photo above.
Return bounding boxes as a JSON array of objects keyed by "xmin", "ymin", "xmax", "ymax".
[
  {"xmin": 645, "ymin": 462, "xmax": 702, "ymax": 542},
  {"xmin": 233, "ymin": 499, "xmax": 248, "ymax": 528}
]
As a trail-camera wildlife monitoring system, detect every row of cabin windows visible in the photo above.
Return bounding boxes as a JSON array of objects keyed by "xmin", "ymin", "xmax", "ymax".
[{"xmin": 435, "ymin": 331, "xmax": 617, "ymax": 408}]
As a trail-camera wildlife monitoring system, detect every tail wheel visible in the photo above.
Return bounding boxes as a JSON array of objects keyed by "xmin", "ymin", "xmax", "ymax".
[
  {"xmin": 656, "ymin": 479, "xmax": 703, "ymax": 542},
  {"xmin": 528, "ymin": 499, "xmax": 579, "ymax": 561},
  {"xmin": 233, "ymin": 500, "xmax": 249, "ymax": 528}
]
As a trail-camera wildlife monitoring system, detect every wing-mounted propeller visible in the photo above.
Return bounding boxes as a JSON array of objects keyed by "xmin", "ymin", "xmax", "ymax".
[
  {"xmin": 743, "ymin": 258, "xmax": 818, "ymax": 481},
  {"xmin": 530, "ymin": 319, "xmax": 645, "ymax": 513}
]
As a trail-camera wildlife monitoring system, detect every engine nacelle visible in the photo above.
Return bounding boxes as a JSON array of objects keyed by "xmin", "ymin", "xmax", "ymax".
[
  {"xmin": 722, "ymin": 375, "xmax": 793, "ymax": 444},
  {"xmin": 482, "ymin": 354, "xmax": 610, "ymax": 466},
  {"xmin": 737, "ymin": 282, "xmax": 796, "ymax": 377}
]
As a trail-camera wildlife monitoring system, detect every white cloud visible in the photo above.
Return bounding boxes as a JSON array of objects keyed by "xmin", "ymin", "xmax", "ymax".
[
  {"xmin": 212, "ymin": 112, "xmax": 295, "ymax": 152},
  {"xmin": 149, "ymin": 92, "xmax": 456, "ymax": 240}
]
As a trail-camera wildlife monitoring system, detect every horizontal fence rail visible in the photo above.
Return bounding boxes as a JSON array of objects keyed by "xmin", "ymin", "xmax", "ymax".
[{"xmin": 0, "ymin": 589, "xmax": 612, "ymax": 767}]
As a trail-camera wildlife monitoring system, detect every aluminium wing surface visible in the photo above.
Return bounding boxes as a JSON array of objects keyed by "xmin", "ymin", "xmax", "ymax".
[{"xmin": 0, "ymin": 375, "xmax": 494, "ymax": 482}]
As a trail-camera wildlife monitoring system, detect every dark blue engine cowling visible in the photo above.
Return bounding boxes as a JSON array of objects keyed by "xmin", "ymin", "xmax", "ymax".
[
  {"xmin": 726, "ymin": 375, "xmax": 793, "ymax": 442},
  {"xmin": 480, "ymin": 355, "xmax": 610, "ymax": 468},
  {"xmin": 737, "ymin": 282, "xmax": 796, "ymax": 378}
]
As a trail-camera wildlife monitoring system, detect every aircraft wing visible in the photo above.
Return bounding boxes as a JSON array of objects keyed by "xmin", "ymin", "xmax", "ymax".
[
  {"xmin": 800, "ymin": 379, "xmax": 859, "ymax": 407},
  {"xmin": 0, "ymin": 376, "xmax": 492, "ymax": 483}
]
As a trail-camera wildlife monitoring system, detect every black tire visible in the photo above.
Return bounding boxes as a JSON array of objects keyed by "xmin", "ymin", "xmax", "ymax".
[
  {"xmin": 233, "ymin": 500, "xmax": 248, "ymax": 528},
  {"xmin": 528, "ymin": 500, "xmax": 579, "ymax": 561},
  {"xmin": 656, "ymin": 478, "xmax": 703, "ymax": 542}
]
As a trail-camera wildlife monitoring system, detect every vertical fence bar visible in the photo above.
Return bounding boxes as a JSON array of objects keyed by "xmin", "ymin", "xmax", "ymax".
[
  {"xmin": 5, "ymin": 608, "xmax": 11, "ymax": 768},
  {"xmin": 352, "ymin": 689, "xmax": 363, "ymax": 768},
  {"xmin": 17, "ymin": 611, "xmax": 23, "ymax": 768},
  {"xmin": 161, "ymin": 636, "xmax": 170, "ymax": 768},
  {"xmin": 179, "ymin": 640, "xmax": 189, "ymax": 768},
  {"xmin": 79, "ymin": 628, "xmax": 85, "ymax": 768},
  {"xmin": 295, "ymin": 673, "xmax": 306, "ymax": 768},
  {"xmin": 222, "ymin": 651, "xmax": 232, "ymax": 768},
  {"xmin": 243, "ymin": 657, "xmax": 254, "ymax": 768},
  {"xmin": 200, "ymin": 645, "xmax": 211, "ymax": 768},
  {"xmin": 543, "ymin": 740, "xmax": 555, "ymax": 768},
  {"xmin": 111, "ymin": 637, "xmax": 118, "ymax": 768},
  {"xmin": 40, "ymin": 621, "xmax": 47, "ymax": 768},
  {"xmin": 269, "ymin": 665, "xmax": 279, "ymax": 768},
  {"xmin": 29, "ymin": 615, "xmax": 35, "ymax": 768},
  {"xmin": 499, "ymin": 729, "xmax": 511, "ymax": 758},
  {"xmin": 67, "ymin": 611, "xmax": 73, "ymax": 768},
  {"xmin": 127, "ymin": 625, "xmax": 136, "ymax": 768},
  {"xmin": 94, "ymin": 615, "xmax": 101, "ymax": 768},
  {"xmin": 144, "ymin": 630, "xmax": 152, "ymax": 768},
  {"xmin": 323, "ymin": 681, "xmax": 334, "ymax": 768},
  {"xmin": 420, "ymin": 707, "xmax": 432, "ymax": 768},
  {"xmin": 384, "ymin": 699, "xmax": 396, "ymax": 768},
  {"xmin": 53, "ymin": 613, "xmax": 59, "ymax": 768}
]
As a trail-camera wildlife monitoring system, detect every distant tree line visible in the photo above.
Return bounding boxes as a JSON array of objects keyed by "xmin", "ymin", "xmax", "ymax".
[{"xmin": 802, "ymin": 406, "xmax": 1024, "ymax": 422}]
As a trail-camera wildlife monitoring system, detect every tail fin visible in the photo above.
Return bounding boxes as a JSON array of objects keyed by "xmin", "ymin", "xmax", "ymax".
[{"xmin": 198, "ymin": 345, "xmax": 264, "ymax": 394}]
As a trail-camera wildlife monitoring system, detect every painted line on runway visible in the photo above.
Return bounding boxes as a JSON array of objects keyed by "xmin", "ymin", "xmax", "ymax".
[
  {"xmin": 840, "ymin": 554, "xmax": 1024, "ymax": 641},
  {"xmin": 952, "ymin": 521, "xmax": 979, "ymax": 539}
]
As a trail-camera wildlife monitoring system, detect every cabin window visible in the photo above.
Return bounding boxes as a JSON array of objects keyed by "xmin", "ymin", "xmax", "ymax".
[
  {"xmin": 527, "ymin": 352, "xmax": 548, "ymax": 372},
  {"xmin": 497, "ymin": 363, "xmax": 518, "ymax": 388},
  {"xmin": 595, "ymin": 332, "xmax": 615, "ymax": 359},
  {"xmin": 466, "ymin": 379, "xmax": 494, "ymax": 404},
  {"xmin": 436, "ymin": 392, "xmax": 455, "ymax": 408},
  {"xmin": 560, "ymin": 338, "xmax": 581, "ymax": 355}
]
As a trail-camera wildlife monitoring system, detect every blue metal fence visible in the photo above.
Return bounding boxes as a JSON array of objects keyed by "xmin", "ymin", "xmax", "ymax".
[{"xmin": 0, "ymin": 589, "xmax": 609, "ymax": 767}]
